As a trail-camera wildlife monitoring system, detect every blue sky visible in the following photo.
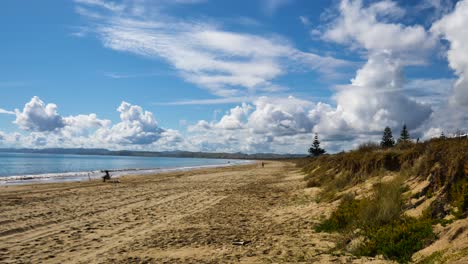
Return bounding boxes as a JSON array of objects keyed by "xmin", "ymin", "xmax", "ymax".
[{"xmin": 0, "ymin": 0, "xmax": 467, "ymax": 153}]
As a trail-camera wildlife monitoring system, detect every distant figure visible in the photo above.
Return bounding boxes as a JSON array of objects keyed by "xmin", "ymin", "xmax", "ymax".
[
  {"xmin": 261, "ymin": 162, "xmax": 265, "ymax": 168},
  {"xmin": 102, "ymin": 170, "xmax": 111, "ymax": 182},
  {"xmin": 417, "ymin": 137, "xmax": 420, "ymax": 143}
]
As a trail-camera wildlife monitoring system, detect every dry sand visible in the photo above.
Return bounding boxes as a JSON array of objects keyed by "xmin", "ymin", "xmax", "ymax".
[{"xmin": 0, "ymin": 161, "xmax": 391, "ymax": 263}]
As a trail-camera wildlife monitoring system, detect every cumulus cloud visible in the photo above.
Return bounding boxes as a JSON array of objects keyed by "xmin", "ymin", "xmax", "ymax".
[
  {"xmin": 99, "ymin": 102, "xmax": 165, "ymax": 145},
  {"xmin": 188, "ymin": 96, "xmax": 323, "ymax": 153},
  {"xmin": 247, "ymin": 96, "xmax": 315, "ymax": 136},
  {"xmin": 333, "ymin": 52, "xmax": 433, "ymax": 131},
  {"xmin": 14, "ymin": 96, "xmax": 66, "ymax": 132},
  {"xmin": 322, "ymin": 0, "xmax": 436, "ymax": 61},
  {"xmin": 432, "ymin": 0, "xmax": 468, "ymax": 107},
  {"xmin": 184, "ymin": 1, "xmax": 442, "ymax": 154},
  {"xmin": 414, "ymin": 0, "xmax": 468, "ymax": 138},
  {"xmin": 315, "ymin": 1, "xmax": 436, "ymax": 134},
  {"xmin": 3, "ymin": 97, "xmax": 183, "ymax": 150}
]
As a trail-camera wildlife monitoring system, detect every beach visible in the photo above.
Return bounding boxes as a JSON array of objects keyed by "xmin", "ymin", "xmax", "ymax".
[{"xmin": 0, "ymin": 161, "xmax": 390, "ymax": 263}]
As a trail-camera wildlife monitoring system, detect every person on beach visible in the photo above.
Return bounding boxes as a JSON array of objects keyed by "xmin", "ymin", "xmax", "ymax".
[
  {"xmin": 102, "ymin": 170, "xmax": 111, "ymax": 182},
  {"xmin": 261, "ymin": 162, "xmax": 265, "ymax": 168}
]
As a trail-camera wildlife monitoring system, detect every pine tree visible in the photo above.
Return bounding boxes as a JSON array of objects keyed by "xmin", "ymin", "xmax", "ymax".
[
  {"xmin": 380, "ymin": 127, "xmax": 395, "ymax": 148},
  {"xmin": 398, "ymin": 124, "xmax": 410, "ymax": 143},
  {"xmin": 440, "ymin": 132, "xmax": 446, "ymax": 139},
  {"xmin": 309, "ymin": 133, "xmax": 326, "ymax": 157}
]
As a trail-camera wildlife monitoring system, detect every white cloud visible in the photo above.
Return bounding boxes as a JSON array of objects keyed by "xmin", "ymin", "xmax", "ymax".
[
  {"xmin": 322, "ymin": 0, "xmax": 435, "ymax": 59},
  {"xmin": 416, "ymin": 0, "xmax": 455, "ymax": 22},
  {"xmin": 247, "ymin": 96, "xmax": 315, "ymax": 136},
  {"xmin": 180, "ymin": 0, "xmax": 440, "ymax": 153},
  {"xmin": 14, "ymin": 96, "xmax": 66, "ymax": 132},
  {"xmin": 316, "ymin": 1, "xmax": 436, "ymax": 134},
  {"xmin": 404, "ymin": 78, "xmax": 454, "ymax": 106},
  {"xmin": 0, "ymin": 108, "xmax": 15, "ymax": 115},
  {"xmin": 97, "ymin": 102, "xmax": 165, "ymax": 145},
  {"xmin": 3, "ymin": 97, "xmax": 183, "ymax": 150},
  {"xmin": 413, "ymin": 0, "xmax": 468, "ymax": 138},
  {"xmin": 299, "ymin": 16, "xmax": 310, "ymax": 26},
  {"xmin": 332, "ymin": 52, "xmax": 432, "ymax": 131},
  {"xmin": 73, "ymin": 0, "xmax": 124, "ymax": 12},
  {"xmin": 63, "ymin": 114, "xmax": 111, "ymax": 137},
  {"xmin": 187, "ymin": 96, "xmax": 324, "ymax": 153},
  {"xmin": 75, "ymin": 0, "xmax": 352, "ymax": 97},
  {"xmin": 431, "ymin": 0, "xmax": 468, "ymax": 107},
  {"xmin": 261, "ymin": 0, "xmax": 293, "ymax": 16}
]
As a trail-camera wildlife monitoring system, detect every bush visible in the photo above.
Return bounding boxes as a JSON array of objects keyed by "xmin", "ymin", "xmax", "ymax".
[
  {"xmin": 315, "ymin": 194, "xmax": 360, "ymax": 232},
  {"xmin": 299, "ymin": 138, "xmax": 468, "ymax": 263},
  {"xmin": 316, "ymin": 179, "xmax": 404, "ymax": 232},
  {"xmin": 316, "ymin": 179, "xmax": 436, "ymax": 263},
  {"xmin": 357, "ymin": 218, "xmax": 436, "ymax": 263},
  {"xmin": 359, "ymin": 179, "xmax": 403, "ymax": 228}
]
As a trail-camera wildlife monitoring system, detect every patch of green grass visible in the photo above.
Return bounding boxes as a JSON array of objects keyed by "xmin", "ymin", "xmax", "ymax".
[
  {"xmin": 316, "ymin": 179, "xmax": 436, "ymax": 263},
  {"xmin": 315, "ymin": 194, "xmax": 360, "ymax": 232},
  {"xmin": 449, "ymin": 177, "xmax": 468, "ymax": 219},
  {"xmin": 416, "ymin": 250, "xmax": 445, "ymax": 264},
  {"xmin": 357, "ymin": 218, "xmax": 436, "ymax": 263}
]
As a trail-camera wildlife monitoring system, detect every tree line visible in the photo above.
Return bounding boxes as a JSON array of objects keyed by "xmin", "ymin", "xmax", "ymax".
[{"xmin": 309, "ymin": 123, "xmax": 418, "ymax": 157}]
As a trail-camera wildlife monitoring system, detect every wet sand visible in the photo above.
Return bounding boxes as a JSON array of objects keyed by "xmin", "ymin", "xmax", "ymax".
[{"xmin": 0, "ymin": 161, "xmax": 390, "ymax": 263}]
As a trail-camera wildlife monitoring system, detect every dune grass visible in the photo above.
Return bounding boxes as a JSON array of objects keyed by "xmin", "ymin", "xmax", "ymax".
[{"xmin": 298, "ymin": 138, "xmax": 468, "ymax": 263}]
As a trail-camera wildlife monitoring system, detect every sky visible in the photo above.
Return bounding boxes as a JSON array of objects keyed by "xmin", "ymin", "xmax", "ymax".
[{"xmin": 0, "ymin": 0, "xmax": 467, "ymax": 154}]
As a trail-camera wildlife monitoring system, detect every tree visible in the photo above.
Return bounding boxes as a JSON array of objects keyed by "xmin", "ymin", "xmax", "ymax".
[
  {"xmin": 440, "ymin": 132, "xmax": 446, "ymax": 139},
  {"xmin": 309, "ymin": 133, "xmax": 326, "ymax": 157},
  {"xmin": 380, "ymin": 127, "xmax": 395, "ymax": 148},
  {"xmin": 398, "ymin": 124, "xmax": 410, "ymax": 144}
]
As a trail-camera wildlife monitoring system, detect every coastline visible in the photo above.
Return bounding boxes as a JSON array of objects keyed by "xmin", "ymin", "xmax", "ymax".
[{"xmin": 0, "ymin": 159, "xmax": 255, "ymax": 185}]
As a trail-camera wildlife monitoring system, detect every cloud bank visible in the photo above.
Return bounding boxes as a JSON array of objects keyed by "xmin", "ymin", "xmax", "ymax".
[{"xmin": 1, "ymin": 0, "xmax": 468, "ymax": 154}]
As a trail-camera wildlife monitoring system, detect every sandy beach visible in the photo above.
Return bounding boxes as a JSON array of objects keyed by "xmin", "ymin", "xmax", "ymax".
[{"xmin": 0, "ymin": 161, "xmax": 390, "ymax": 263}]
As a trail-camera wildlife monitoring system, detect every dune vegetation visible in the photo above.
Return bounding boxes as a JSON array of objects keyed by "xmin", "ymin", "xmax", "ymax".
[{"xmin": 297, "ymin": 137, "xmax": 468, "ymax": 263}]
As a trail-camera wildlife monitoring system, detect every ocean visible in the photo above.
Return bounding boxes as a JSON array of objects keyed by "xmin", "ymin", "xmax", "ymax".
[{"xmin": 0, "ymin": 152, "xmax": 251, "ymax": 184}]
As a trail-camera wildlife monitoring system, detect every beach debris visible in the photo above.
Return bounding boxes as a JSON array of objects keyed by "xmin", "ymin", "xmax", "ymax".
[{"xmin": 232, "ymin": 240, "xmax": 251, "ymax": 246}]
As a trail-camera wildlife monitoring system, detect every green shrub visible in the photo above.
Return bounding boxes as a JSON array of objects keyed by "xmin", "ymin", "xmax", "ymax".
[
  {"xmin": 359, "ymin": 179, "xmax": 403, "ymax": 228},
  {"xmin": 299, "ymin": 138, "xmax": 468, "ymax": 263},
  {"xmin": 357, "ymin": 218, "xmax": 436, "ymax": 263},
  {"xmin": 449, "ymin": 177, "xmax": 468, "ymax": 219},
  {"xmin": 316, "ymin": 179, "xmax": 436, "ymax": 263},
  {"xmin": 315, "ymin": 194, "xmax": 360, "ymax": 232}
]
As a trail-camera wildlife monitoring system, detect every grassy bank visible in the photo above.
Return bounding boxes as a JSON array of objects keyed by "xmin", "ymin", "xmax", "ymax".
[{"xmin": 297, "ymin": 138, "xmax": 468, "ymax": 263}]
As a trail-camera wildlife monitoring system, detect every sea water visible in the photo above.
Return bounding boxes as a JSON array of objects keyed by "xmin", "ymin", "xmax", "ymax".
[{"xmin": 0, "ymin": 152, "xmax": 251, "ymax": 184}]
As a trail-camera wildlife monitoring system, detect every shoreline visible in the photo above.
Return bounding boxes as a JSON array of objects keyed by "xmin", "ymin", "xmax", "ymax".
[{"xmin": 0, "ymin": 160, "xmax": 255, "ymax": 185}]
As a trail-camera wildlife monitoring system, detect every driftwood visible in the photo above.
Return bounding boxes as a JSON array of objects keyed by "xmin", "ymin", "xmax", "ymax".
[{"xmin": 232, "ymin": 240, "xmax": 250, "ymax": 246}]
